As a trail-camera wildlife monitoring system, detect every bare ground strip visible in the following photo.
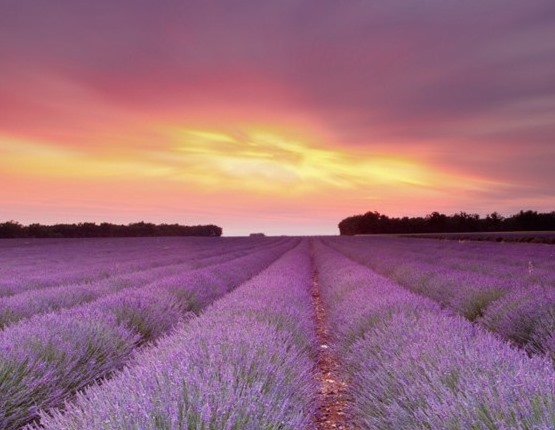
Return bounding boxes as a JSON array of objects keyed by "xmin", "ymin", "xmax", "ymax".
[{"xmin": 311, "ymin": 262, "xmax": 351, "ymax": 429}]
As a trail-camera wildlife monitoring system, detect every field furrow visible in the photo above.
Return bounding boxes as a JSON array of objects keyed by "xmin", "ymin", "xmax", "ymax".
[{"xmin": 310, "ymin": 250, "xmax": 350, "ymax": 430}]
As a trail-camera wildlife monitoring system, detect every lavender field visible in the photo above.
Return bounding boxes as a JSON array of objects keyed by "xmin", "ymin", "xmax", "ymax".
[{"xmin": 2, "ymin": 236, "xmax": 555, "ymax": 429}]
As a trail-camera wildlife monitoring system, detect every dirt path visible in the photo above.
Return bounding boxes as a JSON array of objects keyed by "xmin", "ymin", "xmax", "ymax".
[{"xmin": 311, "ymin": 255, "xmax": 351, "ymax": 429}]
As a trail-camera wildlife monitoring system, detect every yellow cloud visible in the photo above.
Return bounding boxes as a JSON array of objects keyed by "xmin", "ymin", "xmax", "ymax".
[
  {"xmin": 169, "ymin": 126, "xmax": 437, "ymax": 192},
  {"xmin": 0, "ymin": 125, "xmax": 493, "ymax": 200}
]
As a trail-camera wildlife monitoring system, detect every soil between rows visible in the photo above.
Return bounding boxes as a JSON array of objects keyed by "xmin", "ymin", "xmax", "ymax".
[{"xmin": 311, "ymin": 262, "xmax": 351, "ymax": 429}]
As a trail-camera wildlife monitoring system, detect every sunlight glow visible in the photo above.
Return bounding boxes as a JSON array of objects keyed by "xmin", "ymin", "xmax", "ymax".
[
  {"xmin": 1, "ymin": 124, "xmax": 485, "ymax": 196},
  {"xmin": 170, "ymin": 126, "xmax": 440, "ymax": 193}
]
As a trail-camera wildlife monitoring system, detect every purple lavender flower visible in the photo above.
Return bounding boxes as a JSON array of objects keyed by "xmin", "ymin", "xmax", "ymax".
[
  {"xmin": 33, "ymin": 242, "xmax": 317, "ymax": 430},
  {"xmin": 314, "ymin": 240, "xmax": 555, "ymax": 429},
  {"xmin": 0, "ymin": 237, "xmax": 296, "ymax": 429}
]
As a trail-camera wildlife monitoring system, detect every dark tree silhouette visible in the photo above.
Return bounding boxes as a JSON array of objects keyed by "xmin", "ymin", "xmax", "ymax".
[
  {"xmin": 0, "ymin": 222, "xmax": 223, "ymax": 239},
  {"xmin": 338, "ymin": 210, "xmax": 555, "ymax": 235}
]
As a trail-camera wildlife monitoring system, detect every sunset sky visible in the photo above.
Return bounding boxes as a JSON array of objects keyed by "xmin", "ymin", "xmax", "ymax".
[{"xmin": 1, "ymin": 1, "xmax": 554, "ymax": 235}]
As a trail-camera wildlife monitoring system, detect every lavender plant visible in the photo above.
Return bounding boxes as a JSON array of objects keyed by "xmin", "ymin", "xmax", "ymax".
[
  {"xmin": 0, "ymin": 236, "xmax": 286, "ymax": 297},
  {"xmin": 33, "ymin": 242, "xmax": 317, "ymax": 430},
  {"xmin": 326, "ymin": 236, "xmax": 555, "ymax": 344},
  {"xmin": 0, "ymin": 237, "xmax": 291, "ymax": 330},
  {"xmin": 314, "ymin": 241, "xmax": 555, "ymax": 429},
  {"xmin": 0, "ymin": 239, "xmax": 295, "ymax": 429},
  {"xmin": 0, "ymin": 310, "xmax": 139, "ymax": 429}
]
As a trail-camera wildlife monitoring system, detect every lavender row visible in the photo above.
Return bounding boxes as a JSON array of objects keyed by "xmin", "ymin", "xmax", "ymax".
[
  {"xmin": 0, "ymin": 236, "xmax": 238, "ymax": 268},
  {"xmin": 0, "ymin": 237, "xmax": 288, "ymax": 330},
  {"xmin": 0, "ymin": 236, "xmax": 280, "ymax": 297},
  {"xmin": 314, "ymin": 241, "xmax": 555, "ymax": 429},
  {"xmin": 0, "ymin": 237, "xmax": 196, "ymax": 294},
  {"xmin": 0, "ymin": 236, "xmax": 285, "ymax": 296},
  {"xmin": 326, "ymin": 237, "xmax": 555, "ymax": 354},
  {"xmin": 32, "ymin": 241, "xmax": 317, "ymax": 430},
  {"xmin": 328, "ymin": 236, "xmax": 555, "ymax": 287},
  {"xmin": 392, "ymin": 235, "xmax": 555, "ymax": 269},
  {"xmin": 325, "ymin": 237, "xmax": 512, "ymax": 319},
  {"xmin": 403, "ymin": 231, "xmax": 555, "ymax": 245},
  {"xmin": 0, "ymin": 239, "xmax": 296, "ymax": 429}
]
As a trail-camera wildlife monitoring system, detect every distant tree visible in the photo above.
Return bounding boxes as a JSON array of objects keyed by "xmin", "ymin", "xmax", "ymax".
[
  {"xmin": 0, "ymin": 221, "xmax": 25, "ymax": 238},
  {"xmin": 507, "ymin": 210, "xmax": 555, "ymax": 231},
  {"xmin": 426, "ymin": 212, "xmax": 448, "ymax": 233},
  {"xmin": 339, "ymin": 211, "xmax": 385, "ymax": 235},
  {"xmin": 450, "ymin": 212, "xmax": 480, "ymax": 232},
  {"xmin": 0, "ymin": 221, "xmax": 223, "ymax": 239},
  {"xmin": 484, "ymin": 212, "xmax": 504, "ymax": 231},
  {"xmin": 338, "ymin": 210, "xmax": 555, "ymax": 235}
]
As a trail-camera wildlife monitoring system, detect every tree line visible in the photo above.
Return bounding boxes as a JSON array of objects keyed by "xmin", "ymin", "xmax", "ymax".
[
  {"xmin": 0, "ymin": 221, "xmax": 223, "ymax": 238},
  {"xmin": 338, "ymin": 210, "xmax": 555, "ymax": 236}
]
